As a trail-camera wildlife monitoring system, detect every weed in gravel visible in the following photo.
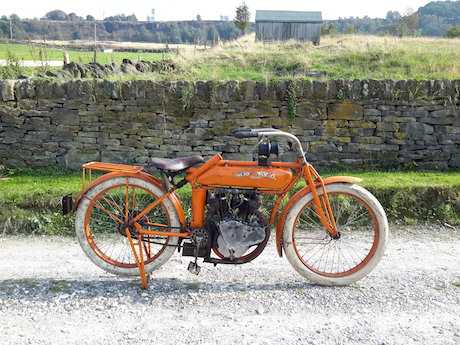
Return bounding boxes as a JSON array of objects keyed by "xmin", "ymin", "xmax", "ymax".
[
  {"xmin": 49, "ymin": 280, "xmax": 72, "ymax": 293},
  {"xmin": 452, "ymin": 282, "xmax": 460, "ymax": 287},
  {"xmin": 0, "ymin": 279, "xmax": 40, "ymax": 293},
  {"xmin": 185, "ymin": 283, "xmax": 200, "ymax": 290}
]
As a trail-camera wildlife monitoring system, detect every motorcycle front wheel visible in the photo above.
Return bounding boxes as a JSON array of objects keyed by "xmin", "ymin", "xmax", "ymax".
[{"xmin": 282, "ymin": 183, "xmax": 388, "ymax": 286}]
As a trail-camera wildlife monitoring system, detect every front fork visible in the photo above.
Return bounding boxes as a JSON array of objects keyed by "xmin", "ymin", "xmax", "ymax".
[{"xmin": 303, "ymin": 165, "xmax": 340, "ymax": 239}]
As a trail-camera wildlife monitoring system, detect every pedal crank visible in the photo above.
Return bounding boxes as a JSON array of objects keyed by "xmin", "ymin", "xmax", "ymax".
[
  {"xmin": 187, "ymin": 235, "xmax": 203, "ymax": 275},
  {"xmin": 187, "ymin": 261, "xmax": 201, "ymax": 275}
]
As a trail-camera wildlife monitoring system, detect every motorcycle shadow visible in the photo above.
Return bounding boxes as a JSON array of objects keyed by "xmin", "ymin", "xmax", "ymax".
[{"xmin": 0, "ymin": 276, "xmax": 339, "ymax": 302}]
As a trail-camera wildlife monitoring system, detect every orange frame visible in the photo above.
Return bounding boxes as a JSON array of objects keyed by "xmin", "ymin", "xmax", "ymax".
[{"xmin": 77, "ymin": 155, "xmax": 362, "ymax": 288}]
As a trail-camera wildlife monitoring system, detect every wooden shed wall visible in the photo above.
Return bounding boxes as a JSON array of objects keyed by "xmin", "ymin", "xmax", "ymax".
[{"xmin": 255, "ymin": 22, "xmax": 321, "ymax": 44}]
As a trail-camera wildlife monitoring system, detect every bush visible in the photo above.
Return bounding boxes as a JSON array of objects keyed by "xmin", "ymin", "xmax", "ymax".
[{"xmin": 446, "ymin": 25, "xmax": 460, "ymax": 38}]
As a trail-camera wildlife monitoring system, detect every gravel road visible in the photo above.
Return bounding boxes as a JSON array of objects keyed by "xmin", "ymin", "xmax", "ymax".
[{"xmin": 0, "ymin": 225, "xmax": 459, "ymax": 345}]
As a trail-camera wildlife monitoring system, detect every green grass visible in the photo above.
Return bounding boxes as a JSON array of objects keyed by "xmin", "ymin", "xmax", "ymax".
[
  {"xmin": 0, "ymin": 43, "xmax": 172, "ymax": 79},
  {"xmin": 0, "ymin": 165, "xmax": 459, "ymax": 235},
  {"xmin": 166, "ymin": 34, "xmax": 460, "ymax": 81},
  {"xmin": 0, "ymin": 43, "xmax": 171, "ymax": 64},
  {"xmin": 1, "ymin": 35, "xmax": 459, "ymax": 81}
]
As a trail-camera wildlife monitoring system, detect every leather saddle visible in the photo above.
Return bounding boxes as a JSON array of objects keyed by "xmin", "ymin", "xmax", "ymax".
[{"xmin": 149, "ymin": 156, "xmax": 204, "ymax": 172}]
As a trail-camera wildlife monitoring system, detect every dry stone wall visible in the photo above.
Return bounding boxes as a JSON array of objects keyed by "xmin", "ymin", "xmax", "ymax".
[{"xmin": 0, "ymin": 79, "xmax": 459, "ymax": 170}]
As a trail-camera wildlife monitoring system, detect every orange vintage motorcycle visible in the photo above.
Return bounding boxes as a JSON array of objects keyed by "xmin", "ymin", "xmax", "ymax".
[{"xmin": 65, "ymin": 128, "xmax": 388, "ymax": 289}]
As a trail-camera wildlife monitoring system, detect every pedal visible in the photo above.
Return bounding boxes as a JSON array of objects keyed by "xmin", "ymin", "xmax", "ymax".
[{"xmin": 187, "ymin": 261, "xmax": 201, "ymax": 275}]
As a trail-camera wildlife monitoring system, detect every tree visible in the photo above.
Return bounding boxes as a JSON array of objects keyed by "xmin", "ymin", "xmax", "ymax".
[
  {"xmin": 196, "ymin": 14, "xmax": 202, "ymax": 22},
  {"xmin": 345, "ymin": 24, "xmax": 357, "ymax": 34},
  {"xmin": 446, "ymin": 25, "xmax": 460, "ymax": 37},
  {"xmin": 86, "ymin": 15, "xmax": 95, "ymax": 21},
  {"xmin": 321, "ymin": 23, "xmax": 336, "ymax": 35},
  {"xmin": 44, "ymin": 10, "xmax": 68, "ymax": 21},
  {"xmin": 68, "ymin": 13, "xmax": 83, "ymax": 21},
  {"xmin": 386, "ymin": 11, "xmax": 401, "ymax": 22},
  {"xmin": 126, "ymin": 14, "xmax": 138, "ymax": 22},
  {"xmin": 389, "ymin": 11, "xmax": 420, "ymax": 37},
  {"xmin": 400, "ymin": 12, "xmax": 420, "ymax": 36},
  {"xmin": 72, "ymin": 30, "xmax": 82, "ymax": 39},
  {"xmin": 234, "ymin": 2, "xmax": 250, "ymax": 34},
  {"xmin": 419, "ymin": 14, "xmax": 449, "ymax": 36},
  {"xmin": 9, "ymin": 14, "xmax": 21, "ymax": 24}
]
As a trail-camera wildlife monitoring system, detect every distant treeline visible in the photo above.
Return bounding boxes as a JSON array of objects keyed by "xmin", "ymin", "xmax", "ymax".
[
  {"xmin": 0, "ymin": 18, "xmax": 244, "ymax": 44},
  {"xmin": 325, "ymin": 1, "xmax": 460, "ymax": 37},
  {"xmin": 0, "ymin": 1, "xmax": 459, "ymax": 43}
]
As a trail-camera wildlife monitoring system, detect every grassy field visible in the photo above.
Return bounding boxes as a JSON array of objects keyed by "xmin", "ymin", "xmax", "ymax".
[
  {"xmin": 0, "ymin": 43, "xmax": 171, "ymax": 64},
  {"xmin": 168, "ymin": 34, "xmax": 460, "ymax": 81},
  {"xmin": 0, "ymin": 42, "xmax": 172, "ymax": 78},
  {"xmin": 1, "ymin": 166, "xmax": 459, "ymax": 236},
  {"xmin": 1, "ymin": 34, "xmax": 459, "ymax": 80}
]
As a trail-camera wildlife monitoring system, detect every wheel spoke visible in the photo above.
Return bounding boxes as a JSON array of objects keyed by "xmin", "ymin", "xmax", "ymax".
[
  {"xmin": 85, "ymin": 182, "xmax": 172, "ymax": 267},
  {"xmin": 291, "ymin": 189, "xmax": 381, "ymax": 277}
]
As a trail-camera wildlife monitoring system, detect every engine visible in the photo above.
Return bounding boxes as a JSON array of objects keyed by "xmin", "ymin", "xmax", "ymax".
[{"xmin": 205, "ymin": 189, "xmax": 269, "ymax": 261}]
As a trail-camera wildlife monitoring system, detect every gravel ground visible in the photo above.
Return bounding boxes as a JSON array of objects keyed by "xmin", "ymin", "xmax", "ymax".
[{"xmin": 0, "ymin": 225, "xmax": 459, "ymax": 345}]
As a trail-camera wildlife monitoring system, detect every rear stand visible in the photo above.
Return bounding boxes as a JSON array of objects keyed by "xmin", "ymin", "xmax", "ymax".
[{"xmin": 125, "ymin": 229, "xmax": 151, "ymax": 289}]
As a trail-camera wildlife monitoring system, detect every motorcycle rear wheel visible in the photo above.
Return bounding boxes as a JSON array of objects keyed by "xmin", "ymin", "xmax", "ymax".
[{"xmin": 75, "ymin": 177, "xmax": 180, "ymax": 276}]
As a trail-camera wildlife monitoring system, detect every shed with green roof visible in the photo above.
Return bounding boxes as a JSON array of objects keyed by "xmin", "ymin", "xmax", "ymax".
[{"xmin": 255, "ymin": 10, "xmax": 323, "ymax": 45}]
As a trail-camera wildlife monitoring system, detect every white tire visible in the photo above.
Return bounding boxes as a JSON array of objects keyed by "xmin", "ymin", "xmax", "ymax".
[
  {"xmin": 283, "ymin": 183, "xmax": 388, "ymax": 286},
  {"xmin": 75, "ymin": 177, "xmax": 180, "ymax": 276}
]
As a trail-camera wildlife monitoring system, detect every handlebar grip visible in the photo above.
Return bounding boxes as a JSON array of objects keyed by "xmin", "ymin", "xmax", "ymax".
[{"xmin": 232, "ymin": 129, "xmax": 259, "ymax": 138}]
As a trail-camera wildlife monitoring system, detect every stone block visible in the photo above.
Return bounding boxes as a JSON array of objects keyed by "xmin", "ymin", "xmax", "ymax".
[
  {"xmin": 431, "ymin": 108, "xmax": 459, "ymax": 118},
  {"xmin": 50, "ymin": 109, "xmax": 79, "ymax": 126},
  {"xmin": 309, "ymin": 142, "xmax": 338, "ymax": 153},
  {"xmin": 376, "ymin": 122, "xmax": 399, "ymax": 132},
  {"xmin": 323, "ymin": 120, "xmax": 349, "ymax": 127},
  {"xmin": 354, "ymin": 137, "xmax": 385, "ymax": 144},
  {"xmin": 358, "ymin": 143, "xmax": 399, "ymax": 151},
  {"xmin": 297, "ymin": 80, "xmax": 313, "ymax": 99},
  {"xmin": 238, "ymin": 81, "xmax": 255, "ymax": 101},
  {"xmin": 449, "ymin": 155, "xmax": 460, "ymax": 168},
  {"xmin": 400, "ymin": 120, "xmax": 434, "ymax": 140},
  {"xmin": 1, "ymin": 80, "xmax": 15, "ymax": 101},
  {"xmin": 420, "ymin": 117, "xmax": 453, "ymax": 125},
  {"xmin": 17, "ymin": 99, "xmax": 37, "ymax": 110},
  {"xmin": 261, "ymin": 117, "xmax": 292, "ymax": 127},
  {"xmin": 292, "ymin": 118, "xmax": 320, "ymax": 130},
  {"xmin": 312, "ymin": 81, "xmax": 327, "ymax": 99},
  {"xmin": 349, "ymin": 121, "xmax": 376, "ymax": 129},
  {"xmin": 328, "ymin": 101, "xmax": 363, "ymax": 120}
]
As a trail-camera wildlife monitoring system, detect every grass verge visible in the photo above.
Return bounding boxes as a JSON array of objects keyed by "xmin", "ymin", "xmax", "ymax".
[
  {"xmin": 1, "ymin": 34, "xmax": 459, "ymax": 81},
  {"xmin": 0, "ymin": 166, "xmax": 459, "ymax": 236}
]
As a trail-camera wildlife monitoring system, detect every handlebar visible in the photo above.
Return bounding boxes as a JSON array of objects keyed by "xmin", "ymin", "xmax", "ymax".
[
  {"xmin": 232, "ymin": 128, "xmax": 308, "ymax": 164},
  {"xmin": 232, "ymin": 129, "xmax": 259, "ymax": 138}
]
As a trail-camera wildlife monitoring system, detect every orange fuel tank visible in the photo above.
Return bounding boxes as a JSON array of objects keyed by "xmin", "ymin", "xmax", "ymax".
[{"xmin": 195, "ymin": 165, "xmax": 294, "ymax": 190}]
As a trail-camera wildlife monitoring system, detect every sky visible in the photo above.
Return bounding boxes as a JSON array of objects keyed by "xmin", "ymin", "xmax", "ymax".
[{"xmin": 1, "ymin": 0, "xmax": 442, "ymax": 21}]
